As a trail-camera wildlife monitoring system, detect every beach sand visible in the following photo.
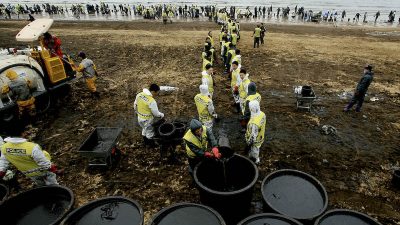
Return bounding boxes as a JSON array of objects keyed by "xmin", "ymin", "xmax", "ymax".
[{"xmin": 1, "ymin": 20, "xmax": 399, "ymax": 224}]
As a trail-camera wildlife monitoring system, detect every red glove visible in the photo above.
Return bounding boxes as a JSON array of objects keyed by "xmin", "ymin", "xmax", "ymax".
[
  {"xmin": 212, "ymin": 147, "xmax": 221, "ymax": 159},
  {"xmin": 204, "ymin": 152, "xmax": 213, "ymax": 158},
  {"xmin": 49, "ymin": 164, "xmax": 57, "ymax": 173},
  {"xmin": 0, "ymin": 171, "xmax": 5, "ymax": 179}
]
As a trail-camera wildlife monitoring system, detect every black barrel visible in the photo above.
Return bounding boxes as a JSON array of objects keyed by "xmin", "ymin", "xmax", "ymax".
[
  {"xmin": 0, "ymin": 185, "xmax": 74, "ymax": 225},
  {"xmin": 238, "ymin": 213, "xmax": 304, "ymax": 225},
  {"xmin": 262, "ymin": 169, "xmax": 328, "ymax": 223},
  {"xmin": 315, "ymin": 209, "xmax": 383, "ymax": 225},
  {"xmin": 194, "ymin": 154, "xmax": 259, "ymax": 225},
  {"xmin": 148, "ymin": 202, "xmax": 225, "ymax": 225},
  {"xmin": 158, "ymin": 123, "xmax": 176, "ymax": 137},
  {"xmin": 0, "ymin": 183, "xmax": 9, "ymax": 203},
  {"xmin": 60, "ymin": 196, "xmax": 143, "ymax": 225},
  {"xmin": 172, "ymin": 121, "xmax": 186, "ymax": 138}
]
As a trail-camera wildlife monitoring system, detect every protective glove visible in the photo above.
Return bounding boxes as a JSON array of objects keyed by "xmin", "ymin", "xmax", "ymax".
[
  {"xmin": 212, "ymin": 147, "xmax": 221, "ymax": 159},
  {"xmin": 212, "ymin": 113, "xmax": 218, "ymax": 119},
  {"xmin": 204, "ymin": 152, "xmax": 213, "ymax": 158},
  {"xmin": 49, "ymin": 164, "xmax": 57, "ymax": 173},
  {"xmin": 159, "ymin": 113, "xmax": 165, "ymax": 118},
  {"xmin": 0, "ymin": 171, "xmax": 5, "ymax": 179}
]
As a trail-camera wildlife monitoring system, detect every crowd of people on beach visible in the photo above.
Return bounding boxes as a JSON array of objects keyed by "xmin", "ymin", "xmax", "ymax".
[{"xmin": 0, "ymin": 2, "xmax": 398, "ymax": 25}]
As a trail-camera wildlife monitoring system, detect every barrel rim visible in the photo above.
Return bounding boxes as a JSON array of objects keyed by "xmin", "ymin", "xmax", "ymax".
[
  {"xmin": 148, "ymin": 202, "xmax": 226, "ymax": 225},
  {"xmin": 314, "ymin": 209, "xmax": 383, "ymax": 225},
  {"xmin": 60, "ymin": 195, "xmax": 144, "ymax": 225},
  {"xmin": 0, "ymin": 185, "xmax": 75, "ymax": 225},
  {"xmin": 0, "ymin": 183, "xmax": 9, "ymax": 204},
  {"xmin": 261, "ymin": 169, "xmax": 328, "ymax": 220},
  {"xmin": 193, "ymin": 153, "xmax": 259, "ymax": 196},
  {"xmin": 237, "ymin": 213, "xmax": 303, "ymax": 225}
]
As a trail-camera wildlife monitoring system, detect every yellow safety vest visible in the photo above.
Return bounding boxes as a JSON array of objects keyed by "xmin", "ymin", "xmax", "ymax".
[
  {"xmin": 231, "ymin": 33, "xmax": 238, "ymax": 45},
  {"xmin": 231, "ymin": 68, "xmax": 240, "ymax": 89},
  {"xmin": 246, "ymin": 111, "xmax": 266, "ymax": 147},
  {"xmin": 228, "ymin": 49, "xmax": 236, "ymax": 65},
  {"xmin": 243, "ymin": 93, "xmax": 262, "ymax": 114},
  {"xmin": 184, "ymin": 125, "xmax": 208, "ymax": 158},
  {"xmin": 202, "ymin": 73, "xmax": 214, "ymax": 94},
  {"xmin": 136, "ymin": 92, "xmax": 155, "ymax": 120},
  {"xmin": 239, "ymin": 78, "xmax": 251, "ymax": 99},
  {"xmin": 254, "ymin": 28, "xmax": 261, "ymax": 38},
  {"xmin": 219, "ymin": 32, "xmax": 224, "ymax": 42},
  {"xmin": 202, "ymin": 58, "xmax": 212, "ymax": 71},
  {"xmin": 232, "ymin": 55, "xmax": 241, "ymax": 65},
  {"xmin": 194, "ymin": 94, "xmax": 212, "ymax": 123},
  {"xmin": 1, "ymin": 142, "xmax": 51, "ymax": 177},
  {"xmin": 208, "ymin": 35, "xmax": 214, "ymax": 47},
  {"xmin": 224, "ymin": 42, "xmax": 231, "ymax": 56}
]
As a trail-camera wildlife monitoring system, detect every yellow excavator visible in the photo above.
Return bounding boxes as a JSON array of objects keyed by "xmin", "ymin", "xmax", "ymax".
[{"xmin": 0, "ymin": 19, "xmax": 76, "ymax": 125}]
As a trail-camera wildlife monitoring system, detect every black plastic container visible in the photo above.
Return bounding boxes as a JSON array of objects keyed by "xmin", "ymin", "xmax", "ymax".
[
  {"xmin": 194, "ymin": 154, "xmax": 259, "ymax": 225},
  {"xmin": 60, "ymin": 196, "xmax": 143, "ymax": 225},
  {"xmin": 0, "ymin": 185, "xmax": 74, "ymax": 225},
  {"xmin": 237, "ymin": 213, "xmax": 304, "ymax": 225},
  {"xmin": 392, "ymin": 169, "xmax": 400, "ymax": 188},
  {"xmin": 78, "ymin": 127, "xmax": 123, "ymax": 158},
  {"xmin": 315, "ymin": 209, "xmax": 383, "ymax": 225},
  {"xmin": 172, "ymin": 121, "xmax": 186, "ymax": 138},
  {"xmin": 148, "ymin": 203, "xmax": 225, "ymax": 225},
  {"xmin": 262, "ymin": 169, "xmax": 328, "ymax": 223},
  {"xmin": 158, "ymin": 123, "xmax": 176, "ymax": 137},
  {"xmin": 0, "ymin": 183, "xmax": 9, "ymax": 203}
]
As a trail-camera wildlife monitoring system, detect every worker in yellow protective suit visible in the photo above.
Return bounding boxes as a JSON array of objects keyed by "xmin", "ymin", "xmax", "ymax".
[
  {"xmin": 0, "ymin": 137, "xmax": 58, "ymax": 186},
  {"xmin": 74, "ymin": 52, "xmax": 100, "ymax": 98},
  {"xmin": 184, "ymin": 119, "xmax": 220, "ymax": 174},
  {"xmin": 2, "ymin": 69, "xmax": 36, "ymax": 117},
  {"xmin": 194, "ymin": 84, "xmax": 217, "ymax": 130},
  {"xmin": 245, "ymin": 100, "xmax": 266, "ymax": 165},
  {"xmin": 134, "ymin": 84, "xmax": 164, "ymax": 147},
  {"xmin": 238, "ymin": 68, "xmax": 251, "ymax": 113}
]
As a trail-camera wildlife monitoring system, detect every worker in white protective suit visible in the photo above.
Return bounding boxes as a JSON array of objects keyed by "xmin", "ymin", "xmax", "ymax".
[
  {"xmin": 201, "ymin": 64, "xmax": 214, "ymax": 99},
  {"xmin": 245, "ymin": 100, "xmax": 266, "ymax": 165},
  {"xmin": 134, "ymin": 84, "xmax": 164, "ymax": 147},
  {"xmin": 194, "ymin": 85, "xmax": 218, "ymax": 131},
  {"xmin": 0, "ymin": 137, "xmax": 58, "ymax": 186},
  {"xmin": 238, "ymin": 68, "xmax": 251, "ymax": 113}
]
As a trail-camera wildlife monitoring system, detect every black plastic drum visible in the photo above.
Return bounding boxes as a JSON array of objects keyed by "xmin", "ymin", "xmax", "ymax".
[
  {"xmin": 0, "ymin": 185, "xmax": 74, "ymax": 225},
  {"xmin": 148, "ymin": 203, "xmax": 225, "ymax": 225},
  {"xmin": 262, "ymin": 169, "xmax": 328, "ymax": 222},
  {"xmin": 60, "ymin": 196, "xmax": 143, "ymax": 225},
  {"xmin": 315, "ymin": 209, "xmax": 383, "ymax": 225},
  {"xmin": 237, "ymin": 213, "xmax": 303, "ymax": 225}
]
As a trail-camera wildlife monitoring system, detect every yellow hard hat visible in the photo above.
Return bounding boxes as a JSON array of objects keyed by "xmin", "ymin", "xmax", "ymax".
[{"xmin": 5, "ymin": 69, "xmax": 18, "ymax": 80}]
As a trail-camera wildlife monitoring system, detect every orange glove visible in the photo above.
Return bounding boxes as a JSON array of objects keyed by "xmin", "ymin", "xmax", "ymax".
[
  {"xmin": 204, "ymin": 152, "xmax": 213, "ymax": 158},
  {"xmin": 212, "ymin": 147, "xmax": 221, "ymax": 159}
]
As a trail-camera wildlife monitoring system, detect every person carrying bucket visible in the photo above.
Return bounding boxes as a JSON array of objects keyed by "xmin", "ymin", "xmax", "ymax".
[
  {"xmin": 184, "ymin": 119, "xmax": 221, "ymax": 174},
  {"xmin": 0, "ymin": 135, "xmax": 59, "ymax": 186}
]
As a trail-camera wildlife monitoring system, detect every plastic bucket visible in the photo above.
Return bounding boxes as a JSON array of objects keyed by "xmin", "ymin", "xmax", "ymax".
[
  {"xmin": 172, "ymin": 121, "xmax": 186, "ymax": 138},
  {"xmin": 60, "ymin": 196, "xmax": 143, "ymax": 225},
  {"xmin": 261, "ymin": 169, "xmax": 328, "ymax": 223},
  {"xmin": 315, "ymin": 209, "xmax": 383, "ymax": 225},
  {"xmin": 392, "ymin": 169, "xmax": 400, "ymax": 188},
  {"xmin": 0, "ymin": 185, "xmax": 74, "ymax": 225},
  {"xmin": 237, "ymin": 213, "xmax": 303, "ymax": 225},
  {"xmin": 158, "ymin": 123, "xmax": 176, "ymax": 138},
  {"xmin": 0, "ymin": 183, "xmax": 9, "ymax": 203},
  {"xmin": 148, "ymin": 202, "xmax": 225, "ymax": 225},
  {"xmin": 194, "ymin": 154, "xmax": 259, "ymax": 225}
]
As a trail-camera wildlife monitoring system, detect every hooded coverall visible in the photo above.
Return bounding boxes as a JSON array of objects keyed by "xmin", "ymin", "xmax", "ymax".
[
  {"xmin": 239, "ymin": 74, "xmax": 251, "ymax": 112},
  {"xmin": 76, "ymin": 58, "xmax": 98, "ymax": 93},
  {"xmin": 245, "ymin": 101, "xmax": 266, "ymax": 164},
  {"xmin": 201, "ymin": 71, "xmax": 214, "ymax": 99},
  {"xmin": 231, "ymin": 66, "xmax": 241, "ymax": 104},
  {"xmin": 2, "ymin": 70, "xmax": 35, "ymax": 116},
  {"xmin": 134, "ymin": 89, "xmax": 164, "ymax": 139},
  {"xmin": 194, "ymin": 85, "xmax": 216, "ymax": 130},
  {"xmin": 0, "ymin": 138, "xmax": 57, "ymax": 186},
  {"xmin": 184, "ymin": 120, "xmax": 217, "ymax": 173}
]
